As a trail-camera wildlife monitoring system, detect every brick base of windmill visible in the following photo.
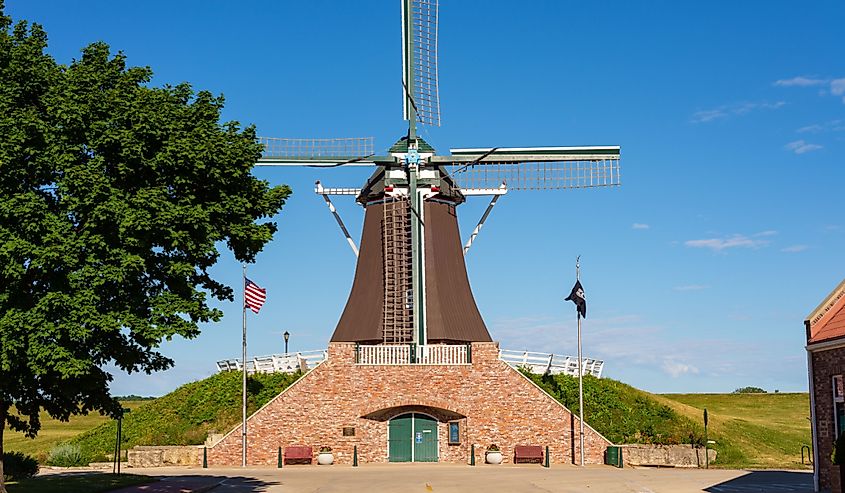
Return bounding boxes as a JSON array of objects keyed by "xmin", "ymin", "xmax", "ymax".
[{"xmin": 207, "ymin": 342, "xmax": 610, "ymax": 466}]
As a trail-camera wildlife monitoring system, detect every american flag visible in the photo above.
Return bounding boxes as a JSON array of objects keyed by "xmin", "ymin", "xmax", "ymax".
[{"xmin": 244, "ymin": 278, "xmax": 267, "ymax": 314}]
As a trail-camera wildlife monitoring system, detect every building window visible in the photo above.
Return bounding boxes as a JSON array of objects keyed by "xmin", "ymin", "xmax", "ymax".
[{"xmin": 448, "ymin": 421, "xmax": 460, "ymax": 445}]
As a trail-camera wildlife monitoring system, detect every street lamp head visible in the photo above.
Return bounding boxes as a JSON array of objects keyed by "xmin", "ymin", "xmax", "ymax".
[{"xmin": 283, "ymin": 331, "xmax": 290, "ymax": 343}]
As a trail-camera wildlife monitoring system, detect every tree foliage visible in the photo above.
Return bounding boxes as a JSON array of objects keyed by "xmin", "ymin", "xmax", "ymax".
[
  {"xmin": 733, "ymin": 386, "xmax": 767, "ymax": 394},
  {"xmin": 0, "ymin": 3, "xmax": 289, "ymax": 489}
]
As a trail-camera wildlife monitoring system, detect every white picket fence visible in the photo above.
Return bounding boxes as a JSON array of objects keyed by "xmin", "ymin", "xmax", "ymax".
[
  {"xmin": 499, "ymin": 349, "xmax": 604, "ymax": 378},
  {"xmin": 356, "ymin": 344, "xmax": 470, "ymax": 365}
]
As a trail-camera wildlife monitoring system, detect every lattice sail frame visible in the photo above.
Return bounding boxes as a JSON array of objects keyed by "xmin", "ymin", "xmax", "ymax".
[
  {"xmin": 259, "ymin": 137, "xmax": 374, "ymax": 159},
  {"xmin": 436, "ymin": 146, "xmax": 621, "ymax": 191},
  {"xmin": 402, "ymin": 0, "xmax": 441, "ymax": 127}
]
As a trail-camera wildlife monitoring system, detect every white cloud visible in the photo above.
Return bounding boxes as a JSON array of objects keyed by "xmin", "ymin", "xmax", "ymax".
[
  {"xmin": 774, "ymin": 76, "xmax": 827, "ymax": 87},
  {"xmin": 691, "ymin": 109, "xmax": 727, "ymax": 123},
  {"xmin": 632, "ymin": 223, "xmax": 650, "ymax": 230},
  {"xmin": 781, "ymin": 245, "xmax": 809, "ymax": 253},
  {"xmin": 797, "ymin": 124, "xmax": 824, "ymax": 133},
  {"xmin": 662, "ymin": 360, "xmax": 700, "ymax": 378},
  {"xmin": 774, "ymin": 76, "xmax": 845, "ymax": 104},
  {"xmin": 691, "ymin": 101, "xmax": 785, "ymax": 123},
  {"xmin": 831, "ymin": 78, "xmax": 845, "ymax": 103},
  {"xmin": 674, "ymin": 284, "xmax": 708, "ymax": 291},
  {"xmin": 785, "ymin": 140, "xmax": 823, "ymax": 154},
  {"xmin": 797, "ymin": 120, "xmax": 845, "ymax": 134},
  {"xmin": 684, "ymin": 231, "xmax": 775, "ymax": 252}
]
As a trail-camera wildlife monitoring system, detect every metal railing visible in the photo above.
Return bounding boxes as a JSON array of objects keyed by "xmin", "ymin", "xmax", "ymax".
[
  {"xmin": 355, "ymin": 344, "xmax": 471, "ymax": 365},
  {"xmin": 216, "ymin": 350, "xmax": 327, "ymax": 375},
  {"xmin": 499, "ymin": 349, "xmax": 604, "ymax": 378},
  {"xmin": 215, "ymin": 347, "xmax": 605, "ymax": 377}
]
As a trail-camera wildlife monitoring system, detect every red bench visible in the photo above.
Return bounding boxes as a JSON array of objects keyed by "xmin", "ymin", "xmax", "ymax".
[
  {"xmin": 514, "ymin": 445, "xmax": 543, "ymax": 464},
  {"xmin": 284, "ymin": 445, "xmax": 313, "ymax": 465}
]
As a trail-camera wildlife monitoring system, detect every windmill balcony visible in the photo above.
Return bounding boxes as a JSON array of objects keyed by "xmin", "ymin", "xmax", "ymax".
[{"xmin": 355, "ymin": 343, "xmax": 471, "ymax": 365}]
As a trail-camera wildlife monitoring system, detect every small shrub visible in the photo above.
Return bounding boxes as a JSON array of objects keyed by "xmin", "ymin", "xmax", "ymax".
[
  {"xmin": 3, "ymin": 451, "xmax": 39, "ymax": 481},
  {"xmin": 47, "ymin": 443, "xmax": 88, "ymax": 467}
]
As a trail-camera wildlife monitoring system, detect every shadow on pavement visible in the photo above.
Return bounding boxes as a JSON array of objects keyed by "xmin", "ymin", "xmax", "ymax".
[
  {"xmin": 106, "ymin": 474, "xmax": 279, "ymax": 493},
  {"xmin": 705, "ymin": 470, "xmax": 813, "ymax": 492}
]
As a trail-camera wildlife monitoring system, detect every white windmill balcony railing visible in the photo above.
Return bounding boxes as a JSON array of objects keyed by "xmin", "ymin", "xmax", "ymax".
[
  {"xmin": 216, "ymin": 350, "xmax": 327, "ymax": 375},
  {"xmin": 499, "ymin": 349, "xmax": 604, "ymax": 378},
  {"xmin": 355, "ymin": 344, "xmax": 471, "ymax": 365}
]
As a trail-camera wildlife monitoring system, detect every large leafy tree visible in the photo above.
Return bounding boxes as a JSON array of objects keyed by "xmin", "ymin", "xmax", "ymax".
[{"xmin": 0, "ymin": 4, "xmax": 289, "ymax": 489}]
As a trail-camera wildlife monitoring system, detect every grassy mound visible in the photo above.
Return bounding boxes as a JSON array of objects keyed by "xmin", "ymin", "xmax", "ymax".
[
  {"xmin": 69, "ymin": 370, "xmax": 302, "ymax": 462},
  {"xmin": 659, "ymin": 392, "xmax": 811, "ymax": 469},
  {"xmin": 522, "ymin": 371, "xmax": 704, "ymax": 445}
]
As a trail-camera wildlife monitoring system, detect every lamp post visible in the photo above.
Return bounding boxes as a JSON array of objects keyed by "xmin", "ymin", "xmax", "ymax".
[
  {"xmin": 284, "ymin": 331, "xmax": 290, "ymax": 355},
  {"xmin": 113, "ymin": 408, "xmax": 131, "ymax": 475}
]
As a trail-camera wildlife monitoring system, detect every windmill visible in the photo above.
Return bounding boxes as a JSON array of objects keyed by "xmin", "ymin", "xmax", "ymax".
[{"xmin": 256, "ymin": 0, "xmax": 621, "ymax": 351}]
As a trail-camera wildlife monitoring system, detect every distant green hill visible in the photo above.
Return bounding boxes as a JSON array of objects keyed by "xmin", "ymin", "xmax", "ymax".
[
  {"xmin": 523, "ymin": 372, "xmax": 811, "ymax": 469},
  {"xmin": 70, "ymin": 370, "xmax": 301, "ymax": 462},
  {"xmin": 659, "ymin": 392, "xmax": 811, "ymax": 469}
]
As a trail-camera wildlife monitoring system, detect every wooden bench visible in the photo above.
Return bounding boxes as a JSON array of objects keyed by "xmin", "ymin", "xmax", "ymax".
[
  {"xmin": 283, "ymin": 445, "xmax": 313, "ymax": 465},
  {"xmin": 513, "ymin": 445, "xmax": 543, "ymax": 464}
]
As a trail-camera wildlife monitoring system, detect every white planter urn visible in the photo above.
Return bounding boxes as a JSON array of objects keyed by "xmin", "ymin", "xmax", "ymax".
[
  {"xmin": 486, "ymin": 451, "xmax": 503, "ymax": 464},
  {"xmin": 317, "ymin": 452, "xmax": 334, "ymax": 465}
]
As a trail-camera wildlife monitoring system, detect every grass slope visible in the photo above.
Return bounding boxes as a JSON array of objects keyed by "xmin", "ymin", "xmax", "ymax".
[
  {"xmin": 70, "ymin": 370, "xmax": 302, "ymax": 462},
  {"xmin": 523, "ymin": 372, "xmax": 704, "ymax": 445},
  {"xmin": 660, "ymin": 392, "xmax": 812, "ymax": 469},
  {"xmin": 3, "ymin": 370, "xmax": 302, "ymax": 464},
  {"xmin": 3, "ymin": 401, "xmax": 146, "ymax": 462}
]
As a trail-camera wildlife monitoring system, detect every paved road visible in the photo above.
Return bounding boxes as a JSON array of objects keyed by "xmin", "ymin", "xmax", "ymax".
[{"xmin": 117, "ymin": 464, "xmax": 813, "ymax": 493}]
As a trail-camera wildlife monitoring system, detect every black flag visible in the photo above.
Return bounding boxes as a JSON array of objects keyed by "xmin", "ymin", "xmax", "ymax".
[{"xmin": 565, "ymin": 280, "xmax": 587, "ymax": 318}]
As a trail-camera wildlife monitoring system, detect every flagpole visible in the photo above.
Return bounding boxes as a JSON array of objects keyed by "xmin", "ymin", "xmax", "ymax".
[
  {"xmin": 241, "ymin": 264, "xmax": 247, "ymax": 468},
  {"xmin": 576, "ymin": 256, "xmax": 585, "ymax": 467}
]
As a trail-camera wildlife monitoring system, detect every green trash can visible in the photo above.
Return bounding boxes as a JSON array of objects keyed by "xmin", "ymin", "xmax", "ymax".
[{"xmin": 605, "ymin": 446, "xmax": 623, "ymax": 468}]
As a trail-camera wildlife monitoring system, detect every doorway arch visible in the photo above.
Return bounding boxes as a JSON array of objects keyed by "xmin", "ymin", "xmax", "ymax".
[{"xmin": 388, "ymin": 412, "xmax": 438, "ymax": 462}]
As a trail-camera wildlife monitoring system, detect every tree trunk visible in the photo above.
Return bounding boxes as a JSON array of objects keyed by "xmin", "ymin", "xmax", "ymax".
[{"xmin": 0, "ymin": 407, "xmax": 6, "ymax": 493}]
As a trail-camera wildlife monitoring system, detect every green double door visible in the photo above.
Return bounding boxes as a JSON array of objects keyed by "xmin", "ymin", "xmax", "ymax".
[{"xmin": 388, "ymin": 413, "xmax": 438, "ymax": 462}]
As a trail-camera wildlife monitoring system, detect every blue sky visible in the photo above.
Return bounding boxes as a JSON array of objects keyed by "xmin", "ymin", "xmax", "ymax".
[{"xmin": 6, "ymin": 1, "xmax": 844, "ymax": 396}]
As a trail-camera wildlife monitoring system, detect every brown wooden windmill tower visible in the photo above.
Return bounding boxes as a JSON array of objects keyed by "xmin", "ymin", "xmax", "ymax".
[
  {"xmin": 208, "ymin": 0, "xmax": 621, "ymax": 466},
  {"xmin": 255, "ymin": 0, "xmax": 621, "ymax": 354}
]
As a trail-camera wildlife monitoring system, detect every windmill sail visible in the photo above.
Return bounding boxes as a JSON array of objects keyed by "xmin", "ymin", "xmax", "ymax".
[
  {"xmin": 402, "ymin": 0, "xmax": 440, "ymax": 127},
  {"xmin": 257, "ymin": 137, "xmax": 378, "ymax": 166},
  {"xmin": 435, "ymin": 146, "xmax": 621, "ymax": 190}
]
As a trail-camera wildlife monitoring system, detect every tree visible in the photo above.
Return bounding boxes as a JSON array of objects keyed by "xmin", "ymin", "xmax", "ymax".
[
  {"xmin": 0, "ymin": 4, "xmax": 290, "ymax": 490},
  {"xmin": 732, "ymin": 386, "xmax": 767, "ymax": 394}
]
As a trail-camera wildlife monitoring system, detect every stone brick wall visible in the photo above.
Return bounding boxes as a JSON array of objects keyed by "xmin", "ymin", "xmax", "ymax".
[
  {"xmin": 620, "ymin": 444, "xmax": 716, "ymax": 468},
  {"xmin": 812, "ymin": 346, "xmax": 845, "ymax": 492},
  {"xmin": 208, "ymin": 342, "xmax": 611, "ymax": 466},
  {"xmin": 127, "ymin": 446, "xmax": 202, "ymax": 468}
]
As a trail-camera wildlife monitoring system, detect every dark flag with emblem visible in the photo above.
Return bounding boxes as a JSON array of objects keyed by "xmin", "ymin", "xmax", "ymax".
[{"xmin": 565, "ymin": 280, "xmax": 586, "ymax": 319}]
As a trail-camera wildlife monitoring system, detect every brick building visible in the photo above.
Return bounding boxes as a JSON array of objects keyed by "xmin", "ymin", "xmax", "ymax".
[
  {"xmin": 207, "ymin": 342, "xmax": 610, "ymax": 465},
  {"xmin": 807, "ymin": 279, "xmax": 845, "ymax": 491}
]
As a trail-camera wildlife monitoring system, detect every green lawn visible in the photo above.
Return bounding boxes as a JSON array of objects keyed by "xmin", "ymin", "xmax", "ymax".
[
  {"xmin": 3, "ymin": 401, "xmax": 146, "ymax": 463},
  {"xmin": 659, "ymin": 392, "xmax": 812, "ymax": 469},
  {"xmin": 6, "ymin": 473, "xmax": 154, "ymax": 493}
]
